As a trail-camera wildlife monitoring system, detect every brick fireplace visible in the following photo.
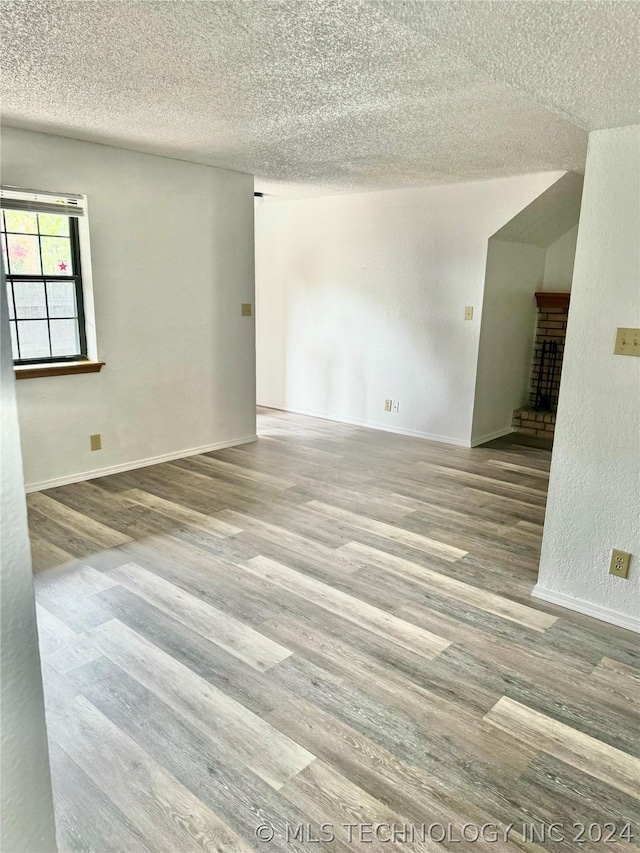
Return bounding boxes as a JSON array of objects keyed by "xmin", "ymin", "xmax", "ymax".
[{"xmin": 512, "ymin": 291, "xmax": 570, "ymax": 442}]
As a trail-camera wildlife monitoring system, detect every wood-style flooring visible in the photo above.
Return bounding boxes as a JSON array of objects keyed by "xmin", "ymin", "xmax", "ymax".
[{"xmin": 29, "ymin": 409, "xmax": 639, "ymax": 852}]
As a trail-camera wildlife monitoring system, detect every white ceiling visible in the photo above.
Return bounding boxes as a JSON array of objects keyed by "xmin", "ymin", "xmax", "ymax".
[{"xmin": 1, "ymin": 1, "xmax": 638, "ymax": 197}]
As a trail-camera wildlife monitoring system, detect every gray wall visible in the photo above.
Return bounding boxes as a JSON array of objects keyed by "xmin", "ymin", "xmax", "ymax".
[{"xmin": 1, "ymin": 273, "xmax": 57, "ymax": 852}]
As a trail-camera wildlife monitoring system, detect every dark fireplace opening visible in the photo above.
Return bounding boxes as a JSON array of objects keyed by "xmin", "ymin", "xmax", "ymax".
[
  {"xmin": 512, "ymin": 292, "xmax": 570, "ymax": 442},
  {"xmin": 534, "ymin": 339, "xmax": 558, "ymax": 412}
]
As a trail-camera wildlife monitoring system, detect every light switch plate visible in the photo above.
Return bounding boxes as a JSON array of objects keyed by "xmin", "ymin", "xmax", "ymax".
[
  {"xmin": 464, "ymin": 306, "xmax": 474, "ymax": 321},
  {"xmin": 241, "ymin": 303, "xmax": 252, "ymax": 317},
  {"xmin": 614, "ymin": 328, "xmax": 640, "ymax": 356}
]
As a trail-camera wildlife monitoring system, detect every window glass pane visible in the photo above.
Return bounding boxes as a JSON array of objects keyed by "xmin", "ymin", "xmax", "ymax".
[
  {"xmin": 17, "ymin": 320, "xmax": 50, "ymax": 359},
  {"xmin": 7, "ymin": 233, "xmax": 42, "ymax": 275},
  {"xmin": 41, "ymin": 235, "xmax": 72, "ymax": 275},
  {"xmin": 4, "ymin": 210, "xmax": 38, "ymax": 234},
  {"xmin": 1, "ymin": 234, "xmax": 8, "ymax": 274},
  {"xmin": 14, "ymin": 281, "xmax": 47, "ymax": 319},
  {"xmin": 38, "ymin": 213, "xmax": 69, "ymax": 237},
  {"xmin": 9, "ymin": 322, "xmax": 19, "ymax": 359},
  {"xmin": 50, "ymin": 319, "xmax": 80, "ymax": 357},
  {"xmin": 46, "ymin": 280, "xmax": 77, "ymax": 318},
  {"xmin": 6, "ymin": 282, "xmax": 14, "ymax": 319}
]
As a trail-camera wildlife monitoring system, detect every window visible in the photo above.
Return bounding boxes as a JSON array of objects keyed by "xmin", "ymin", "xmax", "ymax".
[{"xmin": 1, "ymin": 188, "xmax": 88, "ymax": 365}]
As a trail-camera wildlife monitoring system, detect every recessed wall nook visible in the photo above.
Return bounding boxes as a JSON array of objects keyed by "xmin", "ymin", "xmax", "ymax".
[{"xmin": 512, "ymin": 291, "xmax": 570, "ymax": 443}]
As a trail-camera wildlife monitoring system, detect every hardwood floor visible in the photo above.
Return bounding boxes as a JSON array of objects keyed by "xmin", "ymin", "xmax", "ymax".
[{"xmin": 29, "ymin": 409, "xmax": 639, "ymax": 852}]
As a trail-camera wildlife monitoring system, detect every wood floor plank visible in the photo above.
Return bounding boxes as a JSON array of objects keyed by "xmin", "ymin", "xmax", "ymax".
[
  {"xmin": 540, "ymin": 616, "xmax": 640, "ymax": 671},
  {"xmin": 106, "ymin": 562, "xmax": 292, "ymax": 671},
  {"xmin": 259, "ymin": 613, "xmax": 535, "ymax": 778},
  {"xmin": 418, "ymin": 463, "xmax": 548, "ymax": 504},
  {"xmin": 83, "ymin": 618, "xmax": 315, "ymax": 789},
  {"xmin": 123, "ymin": 489, "xmax": 243, "ymax": 538},
  {"xmin": 29, "ymin": 492, "xmax": 132, "ymax": 547},
  {"xmin": 47, "ymin": 692, "xmax": 252, "ymax": 853},
  {"xmin": 48, "ymin": 741, "xmax": 155, "ymax": 853},
  {"xmin": 35, "ymin": 566, "xmax": 116, "ymax": 633},
  {"xmin": 417, "ymin": 642, "xmax": 640, "ymax": 756},
  {"xmin": 115, "ymin": 535, "xmax": 292, "ymax": 628},
  {"xmin": 284, "ymin": 479, "xmax": 422, "ymax": 524},
  {"xmin": 93, "ymin": 584, "xmax": 288, "ymax": 716},
  {"xmin": 265, "ymin": 696, "xmax": 497, "ymax": 833},
  {"xmin": 397, "ymin": 602, "xmax": 595, "ymax": 693},
  {"xmin": 271, "ymin": 656, "xmax": 459, "ymax": 789},
  {"xmin": 35, "ymin": 603, "xmax": 77, "ymax": 656},
  {"xmin": 28, "ymin": 507, "xmax": 121, "ymax": 563},
  {"xmin": 484, "ymin": 696, "xmax": 640, "ymax": 798},
  {"xmin": 306, "ymin": 500, "xmax": 468, "ymax": 561},
  {"xmin": 589, "ymin": 657, "xmax": 640, "ymax": 715},
  {"xmin": 519, "ymin": 753, "xmax": 640, "ymax": 829},
  {"xmin": 217, "ymin": 509, "xmax": 364, "ymax": 576},
  {"xmin": 40, "ymin": 481, "xmax": 147, "ymax": 537},
  {"xmin": 487, "ymin": 459, "xmax": 550, "ymax": 479},
  {"xmin": 37, "ymin": 563, "xmax": 119, "ymax": 597},
  {"xmin": 125, "ymin": 508, "xmax": 259, "ymax": 566},
  {"xmin": 44, "ymin": 634, "xmax": 104, "ymax": 676},
  {"xmin": 69, "ymin": 657, "xmax": 348, "ymax": 853},
  {"xmin": 29, "ymin": 533, "xmax": 75, "ymax": 573},
  {"xmin": 241, "ymin": 555, "xmax": 450, "ymax": 660},
  {"xmin": 341, "ymin": 541, "xmax": 557, "ymax": 632},
  {"xmin": 189, "ymin": 452, "xmax": 297, "ymax": 490},
  {"xmin": 279, "ymin": 759, "xmax": 438, "ymax": 853}
]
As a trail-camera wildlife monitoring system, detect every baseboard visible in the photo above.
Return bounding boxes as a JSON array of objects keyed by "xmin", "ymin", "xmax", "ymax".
[
  {"xmin": 261, "ymin": 405, "xmax": 471, "ymax": 447},
  {"xmin": 532, "ymin": 584, "xmax": 640, "ymax": 633},
  {"xmin": 470, "ymin": 427, "xmax": 514, "ymax": 447},
  {"xmin": 24, "ymin": 434, "xmax": 258, "ymax": 493}
]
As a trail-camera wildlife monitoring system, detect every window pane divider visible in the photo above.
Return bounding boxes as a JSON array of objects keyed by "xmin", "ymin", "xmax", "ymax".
[
  {"xmin": 3, "ymin": 213, "xmax": 87, "ymax": 363},
  {"xmin": 38, "ymin": 230, "xmax": 53, "ymax": 358}
]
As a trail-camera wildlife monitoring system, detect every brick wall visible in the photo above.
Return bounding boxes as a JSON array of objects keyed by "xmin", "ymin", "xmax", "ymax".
[{"xmin": 512, "ymin": 408, "xmax": 557, "ymax": 439}]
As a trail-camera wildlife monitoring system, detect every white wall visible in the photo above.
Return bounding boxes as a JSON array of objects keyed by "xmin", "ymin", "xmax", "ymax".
[
  {"xmin": 542, "ymin": 224, "xmax": 578, "ymax": 291},
  {"xmin": 1, "ymin": 276, "xmax": 57, "ymax": 852},
  {"xmin": 1, "ymin": 128, "xmax": 256, "ymax": 490},
  {"xmin": 471, "ymin": 239, "xmax": 545, "ymax": 444},
  {"xmin": 535, "ymin": 125, "xmax": 640, "ymax": 631},
  {"xmin": 256, "ymin": 172, "xmax": 564, "ymax": 445}
]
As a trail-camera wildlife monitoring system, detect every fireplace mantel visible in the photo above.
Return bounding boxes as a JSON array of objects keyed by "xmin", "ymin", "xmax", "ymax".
[{"xmin": 535, "ymin": 291, "xmax": 570, "ymax": 309}]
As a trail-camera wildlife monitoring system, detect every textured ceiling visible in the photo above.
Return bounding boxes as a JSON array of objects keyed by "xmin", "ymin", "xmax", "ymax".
[
  {"xmin": 386, "ymin": 1, "xmax": 640, "ymax": 131},
  {"xmin": 1, "ymin": 1, "xmax": 638, "ymax": 197}
]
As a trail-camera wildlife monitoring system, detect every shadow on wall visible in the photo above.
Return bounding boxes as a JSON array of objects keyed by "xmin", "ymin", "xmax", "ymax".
[
  {"xmin": 278, "ymin": 194, "xmax": 476, "ymax": 434},
  {"xmin": 471, "ymin": 172, "xmax": 583, "ymax": 446}
]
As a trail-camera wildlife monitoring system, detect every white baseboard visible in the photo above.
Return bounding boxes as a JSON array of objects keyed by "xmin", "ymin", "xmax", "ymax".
[
  {"xmin": 24, "ymin": 435, "xmax": 258, "ymax": 493},
  {"xmin": 532, "ymin": 584, "xmax": 640, "ymax": 633},
  {"xmin": 261, "ymin": 405, "xmax": 472, "ymax": 447},
  {"xmin": 470, "ymin": 427, "xmax": 514, "ymax": 447}
]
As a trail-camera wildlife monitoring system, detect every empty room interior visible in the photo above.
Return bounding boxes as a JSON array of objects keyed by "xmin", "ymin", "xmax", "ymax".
[{"xmin": 1, "ymin": 2, "xmax": 639, "ymax": 852}]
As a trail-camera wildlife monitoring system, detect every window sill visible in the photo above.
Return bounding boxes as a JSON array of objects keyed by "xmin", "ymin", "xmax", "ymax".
[{"xmin": 14, "ymin": 360, "xmax": 105, "ymax": 380}]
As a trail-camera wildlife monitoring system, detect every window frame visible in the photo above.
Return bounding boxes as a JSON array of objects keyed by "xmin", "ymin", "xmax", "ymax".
[{"xmin": 3, "ymin": 212, "xmax": 89, "ymax": 365}]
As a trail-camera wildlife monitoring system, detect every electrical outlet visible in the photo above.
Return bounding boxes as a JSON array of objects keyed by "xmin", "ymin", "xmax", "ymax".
[
  {"xmin": 609, "ymin": 549, "xmax": 631, "ymax": 579},
  {"xmin": 241, "ymin": 303, "xmax": 253, "ymax": 317},
  {"xmin": 384, "ymin": 399, "xmax": 392, "ymax": 412},
  {"xmin": 614, "ymin": 328, "xmax": 640, "ymax": 356},
  {"xmin": 90, "ymin": 433, "xmax": 102, "ymax": 451},
  {"xmin": 464, "ymin": 306, "xmax": 474, "ymax": 321}
]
